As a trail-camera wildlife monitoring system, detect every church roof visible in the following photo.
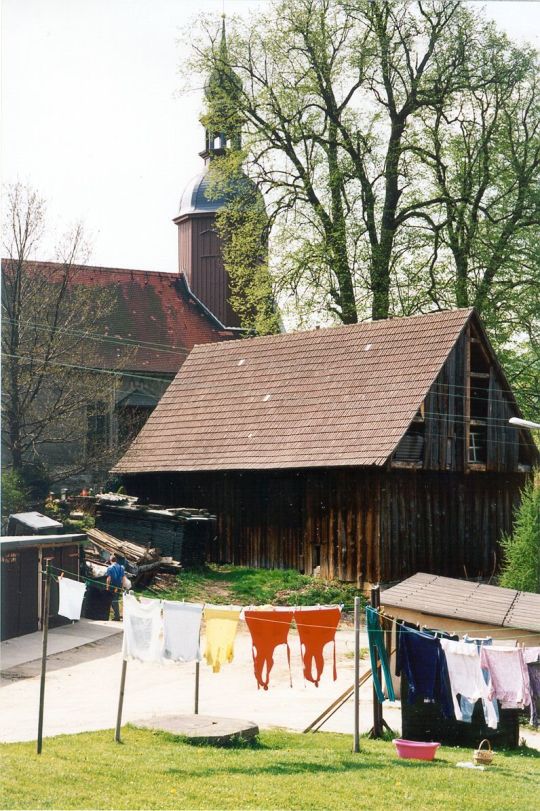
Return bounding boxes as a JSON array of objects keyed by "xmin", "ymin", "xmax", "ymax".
[
  {"xmin": 115, "ymin": 309, "xmax": 488, "ymax": 473},
  {"xmin": 2, "ymin": 260, "xmax": 238, "ymax": 376},
  {"xmin": 176, "ymin": 167, "xmax": 262, "ymax": 220},
  {"xmin": 177, "ymin": 170, "xmax": 229, "ymax": 218}
]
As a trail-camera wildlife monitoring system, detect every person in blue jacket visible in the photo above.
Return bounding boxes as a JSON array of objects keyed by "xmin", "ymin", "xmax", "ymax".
[{"xmin": 106, "ymin": 554, "xmax": 125, "ymax": 621}]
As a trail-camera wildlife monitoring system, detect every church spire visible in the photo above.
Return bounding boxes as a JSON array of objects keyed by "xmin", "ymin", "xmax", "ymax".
[{"xmin": 200, "ymin": 15, "xmax": 243, "ymax": 161}]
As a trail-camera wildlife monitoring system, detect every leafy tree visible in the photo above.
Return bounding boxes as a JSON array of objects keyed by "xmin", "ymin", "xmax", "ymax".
[
  {"xmin": 199, "ymin": 22, "xmax": 280, "ymax": 335},
  {"xmin": 1, "ymin": 470, "xmax": 29, "ymax": 522},
  {"xmin": 499, "ymin": 477, "xmax": 540, "ymax": 593},
  {"xmin": 1, "ymin": 184, "xmax": 131, "ymax": 485},
  {"xmin": 189, "ymin": 0, "xmax": 540, "ymax": 333}
]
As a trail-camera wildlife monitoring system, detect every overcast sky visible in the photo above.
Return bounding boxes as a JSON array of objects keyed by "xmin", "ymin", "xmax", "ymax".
[{"xmin": 2, "ymin": 0, "xmax": 540, "ymax": 273}]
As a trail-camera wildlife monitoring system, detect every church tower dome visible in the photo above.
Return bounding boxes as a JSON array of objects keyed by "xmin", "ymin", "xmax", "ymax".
[{"xmin": 174, "ymin": 18, "xmax": 260, "ymax": 328}]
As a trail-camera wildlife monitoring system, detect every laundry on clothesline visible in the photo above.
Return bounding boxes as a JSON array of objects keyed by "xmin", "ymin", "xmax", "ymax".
[
  {"xmin": 295, "ymin": 606, "xmax": 341, "ymax": 687},
  {"xmin": 480, "ymin": 646, "xmax": 532, "ymax": 711},
  {"xmin": 163, "ymin": 601, "xmax": 202, "ymax": 663},
  {"xmin": 57, "ymin": 576, "xmax": 87, "ymax": 621},
  {"xmin": 366, "ymin": 606, "xmax": 395, "ymax": 703},
  {"xmin": 122, "ymin": 592, "xmax": 163, "ymax": 663},
  {"xmin": 460, "ymin": 635, "xmax": 499, "ymax": 726},
  {"xmin": 440, "ymin": 639, "xmax": 498, "ymax": 729},
  {"xmin": 244, "ymin": 608, "xmax": 294, "ymax": 690},
  {"xmin": 396, "ymin": 625, "xmax": 454, "ymax": 719},
  {"xmin": 203, "ymin": 605, "xmax": 242, "ymax": 673}
]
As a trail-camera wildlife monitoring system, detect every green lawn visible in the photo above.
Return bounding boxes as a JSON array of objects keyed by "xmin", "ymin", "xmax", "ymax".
[
  {"xmin": 1, "ymin": 728, "xmax": 538, "ymax": 810},
  {"xmin": 149, "ymin": 564, "xmax": 363, "ymax": 612}
]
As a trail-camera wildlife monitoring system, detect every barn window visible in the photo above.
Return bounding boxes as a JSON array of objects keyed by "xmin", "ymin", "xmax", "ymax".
[
  {"xmin": 86, "ymin": 401, "xmax": 110, "ymax": 457},
  {"xmin": 468, "ymin": 338, "xmax": 489, "ymax": 464}
]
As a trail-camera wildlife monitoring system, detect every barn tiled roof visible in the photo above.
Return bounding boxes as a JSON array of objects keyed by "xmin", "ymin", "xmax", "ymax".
[
  {"xmin": 115, "ymin": 308, "xmax": 473, "ymax": 473},
  {"xmin": 3, "ymin": 261, "xmax": 237, "ymax": 375},
  {"xmin": 381, "ymin": 572, "xmax": 540, "ymax": 633}
]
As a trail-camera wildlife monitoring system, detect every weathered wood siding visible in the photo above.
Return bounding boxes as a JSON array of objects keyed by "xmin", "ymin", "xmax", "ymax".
[
  {"xmin": 125, "ymin": 469, "xmax": 527, "ymax": 584},
  {"xmin": 394, "ymin": 325, "xmax": 536, "ymax": 473},
  {"xmin": 423, "ymin": 331, "xmax": 466, "ymax": 471}
]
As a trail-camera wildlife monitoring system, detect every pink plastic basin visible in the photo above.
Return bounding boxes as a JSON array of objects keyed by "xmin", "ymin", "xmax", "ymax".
[{"xmin": 393, "ymin": 739, "xmax": 441, "ymax": 761}]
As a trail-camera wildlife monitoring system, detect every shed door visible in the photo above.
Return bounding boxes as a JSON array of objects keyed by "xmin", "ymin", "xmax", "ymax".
[{"xmin": 1, "ymin": 548, "xmax": 39, "ymax": 640}]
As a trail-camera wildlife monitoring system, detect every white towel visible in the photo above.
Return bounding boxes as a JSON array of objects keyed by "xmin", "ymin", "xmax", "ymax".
[
  {"xmin": 441, "ymin": 638, "xmax": 498, "ymax": 729},
  {"xmin": 162, "ymin": 602, "xmax": 202, "ymax": 663},
  {"xmin": 122, "ymin": 593, "xmax": 163, "ymax": 663},
  {"xmin": 58, "ymin": 577, "xmax": 86, "ymax": 621}
]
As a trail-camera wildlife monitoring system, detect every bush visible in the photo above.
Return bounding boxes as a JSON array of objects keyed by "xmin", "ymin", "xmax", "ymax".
[
  {"xmin": 499, "ymin": 477, "xmax": 540, "ymax": 593},
  {"xmin": 1, "ymin": 470, "xmax": 29, "ymax": 519}
]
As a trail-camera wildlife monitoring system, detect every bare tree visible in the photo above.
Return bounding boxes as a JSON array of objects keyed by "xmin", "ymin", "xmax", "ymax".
[{"xmin": 2, "ymin": 184, "xmax": 131, "ymax": 488}]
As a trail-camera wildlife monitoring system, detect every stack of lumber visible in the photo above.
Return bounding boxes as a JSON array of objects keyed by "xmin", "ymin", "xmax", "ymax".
[{"xmin": 85, "ymin": 527, "xmax": 181, "ymax": 587}]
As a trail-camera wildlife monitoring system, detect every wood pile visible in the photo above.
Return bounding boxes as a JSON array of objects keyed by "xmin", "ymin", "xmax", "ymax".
[{"xmin": 85, "ymin": 527, "xmax": 181, "ymax": 588}]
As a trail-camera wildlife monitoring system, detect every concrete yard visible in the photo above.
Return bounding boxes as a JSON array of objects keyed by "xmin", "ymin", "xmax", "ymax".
[
  {"xmin": 1, "ymin": 618, "xmax": 538, "ymax": 751},
  {"xmin": 0, "ymin": 618, "xmax": 399, "ymax": 744}
]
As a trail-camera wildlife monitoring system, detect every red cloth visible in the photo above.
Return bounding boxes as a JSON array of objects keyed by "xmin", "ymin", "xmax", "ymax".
[
  {"xmin": 295, "ymin": 607, "xmax": 341, "ymax": 687},
  {"xmin": 244, "ymin": 610, "xmax": 294, "ymax": 690}
]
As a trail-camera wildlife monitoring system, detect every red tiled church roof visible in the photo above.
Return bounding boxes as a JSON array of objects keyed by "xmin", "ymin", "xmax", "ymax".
[
  {"xmin": 3, "ymin": 261, "xmax": 238, "ymax": 375},
  {"xmin": 115, "ymin": 308, "xmax": 475, "ymax": 473}
]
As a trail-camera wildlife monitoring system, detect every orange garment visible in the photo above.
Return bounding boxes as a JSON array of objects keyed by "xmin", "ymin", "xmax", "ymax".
[
  {"xmin": 244, "ymin": 609, "xmax": 294, "ymax": 690},
  {"xmin": 294, "ymin": 607, "xmax": 341, "ymax": 687}
]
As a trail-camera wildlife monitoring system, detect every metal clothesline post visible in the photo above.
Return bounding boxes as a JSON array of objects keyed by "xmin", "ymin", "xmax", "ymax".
[{"xmin": 353, "ymin": 595, "xmax": 360, "ymax": 752}]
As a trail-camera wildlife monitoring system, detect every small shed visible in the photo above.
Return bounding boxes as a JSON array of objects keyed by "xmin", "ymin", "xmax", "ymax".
[
  {"xmin": 381, "ymin": 573, "xmax": 540, "ymax": 748},
  {"xmin": 7, "ymin": 511, "xmax": 63, "ymax": 536},
  {"xmin": 0, "ymin": 533, "xmax": 86, "ymax": 641},
  {"xmin": 381, "ymin": 572, "xmax": 540, "ymax": 645}
]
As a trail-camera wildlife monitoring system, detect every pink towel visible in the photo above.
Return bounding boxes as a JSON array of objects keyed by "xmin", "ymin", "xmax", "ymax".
[{"xmin": 480, "ymin": 646, "xmax": 531, "ymax": 709}]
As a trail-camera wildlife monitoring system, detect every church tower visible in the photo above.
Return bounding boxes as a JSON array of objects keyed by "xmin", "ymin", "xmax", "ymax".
[{"xmin": 174, "ymin": 19, "xmax": 252, "ymax": 328}]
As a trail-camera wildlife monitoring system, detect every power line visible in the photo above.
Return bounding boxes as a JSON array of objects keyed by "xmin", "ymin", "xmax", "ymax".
[
  {"xmin": 1, "ymin": 316, "xmax": 189, "ymax": 357},
  {"xmin": 1, "ymin": 352, "xmax": 173, "ymax": 385}
]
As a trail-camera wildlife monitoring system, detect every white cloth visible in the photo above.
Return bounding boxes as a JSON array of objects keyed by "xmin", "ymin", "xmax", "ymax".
[
  {"xmin": 122, "ymin": 593, "xmax": 163, "ymax": 663},
  {"xmin": 57, "ymin": 577, "xmax": 86, "ymax": 620},
  {"xmin": 440, "ymin": 639, "xmax": 498, "ymax": 729},
  {"xmin": 162, "ymin": 602, "xmax": 202, "ymax": 663}
]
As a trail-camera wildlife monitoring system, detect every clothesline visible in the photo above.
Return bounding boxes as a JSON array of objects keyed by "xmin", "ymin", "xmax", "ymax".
[{"xmin": 45, "ymin": 564, "xmax": 540, "ymax": 640}]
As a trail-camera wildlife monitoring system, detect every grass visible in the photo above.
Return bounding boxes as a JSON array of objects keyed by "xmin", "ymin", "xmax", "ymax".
[
  {"xmin": 148, "ymin": 564, "xmax": 364, "ymax": 614},
  {"xmin": 1, "ymin": 728, "xmax": 538, "ymax": 810}
]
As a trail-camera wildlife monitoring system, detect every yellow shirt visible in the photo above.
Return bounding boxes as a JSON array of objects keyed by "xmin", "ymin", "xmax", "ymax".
[{"xmin": 203, "ymin": 605, "xmax": 241, "ymax": 673}]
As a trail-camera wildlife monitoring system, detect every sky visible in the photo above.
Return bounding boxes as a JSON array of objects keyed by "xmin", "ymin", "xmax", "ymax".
[{"xmin": 2, "ymin": 0, "xmax": 540, "ymax": 274}]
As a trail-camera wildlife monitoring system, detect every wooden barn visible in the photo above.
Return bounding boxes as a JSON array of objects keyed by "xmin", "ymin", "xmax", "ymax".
[{"xmin": 113, "ymin": 309, "xmax": 538, "ymax": 585}]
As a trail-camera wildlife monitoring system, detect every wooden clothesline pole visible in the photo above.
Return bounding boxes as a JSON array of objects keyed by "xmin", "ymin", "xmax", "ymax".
[
  {"xmin": 115, "ymin": 658, "xmax": 127, "ymax": 743},
  {"xmin": 37, "ymin": 560, "xmax": 51, "ymax": 755}
]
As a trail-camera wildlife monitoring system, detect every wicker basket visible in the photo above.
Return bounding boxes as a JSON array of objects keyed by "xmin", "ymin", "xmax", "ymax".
[{"xmin": 473, "ymin": 739, "xmax": 494, "ymax": 766}]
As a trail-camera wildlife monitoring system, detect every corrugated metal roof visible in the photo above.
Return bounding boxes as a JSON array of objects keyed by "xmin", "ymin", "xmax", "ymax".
[
  {"xmin": 381, "ymin": 572, "xmax": 540, "ymax": 633},
  {"xmin": 0, "ymin": 534, "xmax": 87, "ymax": 551},
  {"xmin": 115, "ymin": 308, "xmax": 473, "ymax": 473}
]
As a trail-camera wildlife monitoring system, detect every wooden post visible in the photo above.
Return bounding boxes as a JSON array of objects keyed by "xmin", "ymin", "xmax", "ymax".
[
  {"xmin": 115, "ymin": 659, "xmax": 127, "ymax": 743},
  {"xmin": 37, "ymin": 561, "xmax": 51, "ymax": 755},
  {"xmin": 370, "ymin": 585, "xmax": 383, "ymax": 739},
  {"xmin": 194, "ymin": 660, "xmax": 200, "ymax": 715},
  {"xmin": 353, "ymin": 595, "xmax": 360, "ymax": 753}
]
